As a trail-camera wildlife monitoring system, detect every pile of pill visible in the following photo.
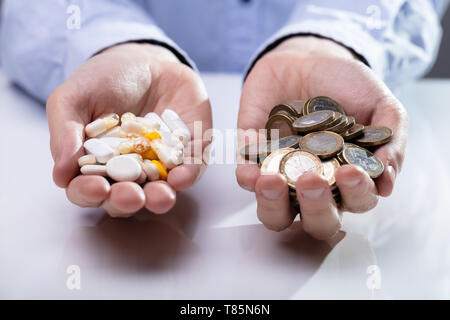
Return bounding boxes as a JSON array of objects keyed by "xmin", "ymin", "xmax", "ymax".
[{"xmin": 78, "ymin": 109, "xmax": 190, "ymax": 183}]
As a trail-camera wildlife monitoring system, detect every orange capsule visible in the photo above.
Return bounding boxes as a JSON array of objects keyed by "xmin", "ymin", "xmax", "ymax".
[
  {"xmin": 142, "ymin": 149, "xmax": 158, "ymax": 160},
  {"xmin": 144, "ymin": 131, "xmax": 162, "ymax": 141},
  {"xmin": 151, "ymin": 160, "xmax": 168, "ymax": 180}
]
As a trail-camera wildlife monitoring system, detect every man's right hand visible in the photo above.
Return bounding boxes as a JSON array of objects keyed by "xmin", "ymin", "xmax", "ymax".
[{"xmin": 47, "ymin": 43, "xmax": 212, "ymax": 217}]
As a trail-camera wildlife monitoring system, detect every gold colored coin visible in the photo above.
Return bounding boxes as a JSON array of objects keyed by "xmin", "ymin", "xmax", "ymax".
[
  {"xmin": 341, "ymin": 143, "xmax": 384, "ymax": 178},
  {"xmin": 269, "ymin": 100, "xmax": 305, "ymax": 118},
  {"xmin": 279, "ymin": 150, "xmax": 323, "ymax": 189},
  {"xmin": 303, "ymin": 96, "xmax": 346, "ymax": 115},
  {"xmin": 322, "ymin": 158, "xmax": 341, "ymax": 186},
  {"xmin": 326, "ymin": 115, "xmax": 348, "ymax": 133},
  {"xmin": 354, "ymin": 125, "xmax": 393, "ymax": 147},
  {"xmin": 260, "ymin": 148, "xmax": 295, "ymax": 174},
  {"xmin": 292, "ymin": 110, "xmax": 335, "ymax": 133},
  {"xmin": 299, "ymin": 131, "xmax": 344, "ymax": 159},
  {"xmin": 240, "ymin": 135, "xmax": 301, "ymax": 162},
  {"xmin": 342, "ymin": 123, "xmax": 365, "ymax": 140},
  {"xmin": 266, "ymin": 114, "xmax": 296, "ymax": 140}
]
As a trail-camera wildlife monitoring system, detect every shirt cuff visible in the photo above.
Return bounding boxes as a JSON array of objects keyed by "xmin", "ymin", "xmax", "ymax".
[
  {"xmin": 244, "ymin": 19, "xmax": 385, "ymax": 80},
  {"xmin": 65, "ymin": 21, "xmax": 197, "ymax": 80}
]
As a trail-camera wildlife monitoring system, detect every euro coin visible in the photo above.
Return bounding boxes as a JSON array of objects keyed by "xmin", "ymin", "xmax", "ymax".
[
  {"xmin": 322, "ymin": 158, "xmax": 340, "ymax": 186},
  {"xmin": 266, "ymin": 114, "xmax": 296, "ymax": 140},
  {"xmin": 303, "ymin": 96, "xmax": 346, "ymax": 115},
  {"xmin": 279, "ymin": 150, "xmax": 323, "ymax": 188},
  {"xmin": 260, "ymin": 148, "xmax": 295, "ymax": 174},
  {"xmin": 299, "ymin": 131, "xmax": 344, "ymax": 159},
  {"xmin": 326, "ymin": 115, "xmax": 348, "ymax": 133},
  {"xmin": 269, "ymin": 100, "xmax": 305, "ymax": 118},
  {"xmin": 342, "ymin": 123, "xmax": 364, "ymax": 140},
  {"xmin": 341, "ymin": 143, "xmax": 384, "ymax": 178},
  {"xmin": 292, "ymin": 110, "xmax": 335, "ymax": 133},
  {"xmin": 354, "ymin": 125, "xmax": 393, "ymax": 147},
  {"xmin": 240, "ymin": 135, "xmax": 301, "ymax": 162}
]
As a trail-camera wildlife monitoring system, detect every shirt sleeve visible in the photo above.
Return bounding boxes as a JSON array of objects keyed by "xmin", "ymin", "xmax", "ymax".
[
  {"xmin": 246, "ymin": 0, "xmax": 448, "ymax": 89},
  {"xmin": 0, "ymin": 0, "xmax": 195, "ymax": 102}
]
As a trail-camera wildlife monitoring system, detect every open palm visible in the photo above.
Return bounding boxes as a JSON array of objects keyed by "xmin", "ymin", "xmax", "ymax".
[
  {"xmin": 237, "ymin": 36, "xmax": 408, "ymax": 239},
  {"xmin": 47, "ymin": 43, "xmax": 212, "ymax": 217}
]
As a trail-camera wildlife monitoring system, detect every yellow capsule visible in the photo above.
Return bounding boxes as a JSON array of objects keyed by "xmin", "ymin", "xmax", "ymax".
[
  {"xmin": 151, "ymin": 160, "xmax": 168, "ymax": 180},
  {"xmin": 144, "ymin": 131, "xmax": 162, "ymax": 141},
  {"xmin": 142, "ymin": 149, "xmax": 158, "ymax": 160}
]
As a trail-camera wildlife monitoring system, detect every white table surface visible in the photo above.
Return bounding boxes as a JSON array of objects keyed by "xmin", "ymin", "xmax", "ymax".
[{"xmin": 0, "ymin": 72, "xmax": 449, "ymax": 299}]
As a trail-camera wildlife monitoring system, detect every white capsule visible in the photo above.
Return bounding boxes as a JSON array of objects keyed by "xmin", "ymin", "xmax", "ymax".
[
  {"xmin": 80, "ymin": 164, "xmax": 107, "ymax": 176},
  {"xmin": 161, "ymin": 109, "xmax": 191, "ymax": 139},
  {"xmin": 144, "ymin": 112, "xmax": 171, "ymax": 133},
  {"xmin": 78, "ymin": 154, "xmax": 97, "ymax": 167},
  {"xmin": 106, "ymin": 155, "xmax": 142, "ymax": 182},
  {"xmin": 142, "ymin": 160, "xmax": 160, "ymax": 181},
  {"xmin": 158, "ymin": 130, "xmax": 184, "ymax": 150},
  {"xmin": 136, "ymin": 117, "xmax": 160, "ymax": 130},
  {"xmin": 99, "ymin": 137, "xmax": 128, "ymax": 150},
  {"xmin": 150, "ymin": 140, "xmax": 183, "ymax": 169},
  {"xmin": 85, "ymin": 113, "xmax": 119, "ymax": 138},
  {"xmin": 97, "ymin": 126, "xmax": 122, "ymax": 138},
  {"xmin": 83, "ymin": 138, "xmax": 115, "ymax": 163},
  {"xmin": 121, "ymin": 112, "xmax": 136, "ymax": 123},
  {"xmin": 172, "ymin": 128, "xmax": 190, "ymax": 147},
  {"xmin": 121, "ymin": 119, "xmax": 147, "ymax": 135}
]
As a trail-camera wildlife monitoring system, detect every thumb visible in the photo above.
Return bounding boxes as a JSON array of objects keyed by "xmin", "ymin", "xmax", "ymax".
[{"xmin": 46, "ymin": 88, "xmax": 87, "ymax": 188}]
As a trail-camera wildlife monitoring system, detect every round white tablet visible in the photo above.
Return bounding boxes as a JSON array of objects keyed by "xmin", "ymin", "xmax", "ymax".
[{"xmin": 106, "ymin": 155, "xmax": 142, "ymax": 182}]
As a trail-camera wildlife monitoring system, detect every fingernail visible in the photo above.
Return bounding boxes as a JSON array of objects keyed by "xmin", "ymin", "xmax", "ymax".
[
  {"xmin": 261, "ymin": 187, "xmax": 284, "ymax": 200},
  {"xmin": 301, "ymin": 187, "xmax": 325, "ymax": 199},
  {"xmin": 387, "ymin": 165, "xmax": 396, "ymax": 183},
  {"xmin": 341, "ymin": 176, "xmax": 361, "ymax": 188}
]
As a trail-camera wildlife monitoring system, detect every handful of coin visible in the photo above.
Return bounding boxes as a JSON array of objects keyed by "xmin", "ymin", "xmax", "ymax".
[{"xmin": 240, "ymin": 96, "xmax": 393, "ymax": 213}]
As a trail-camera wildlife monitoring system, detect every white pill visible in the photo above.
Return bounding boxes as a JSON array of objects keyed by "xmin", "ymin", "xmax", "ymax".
[
  {"xmin": 84, "ymin": 138, "xmax": 115, "ymax": 164},
  {"xmin": 106, "ymin": 155, "xmax": 142, "ymax": 182},
  {"xmin": 123, "ymin": 153, "xmax": 143, "ymax": 163},
  {"xmin": 158, "ymin": 130, "xmax": 184, "ymax": 150},
  {"xmin": 136, "ymin": 117, "xmax": 160, "ymax": 130},
  {"xmin": 97, "ymin": 126, "xmax": 122, "ymax": 138},
  {"xmin": 144, "ymin": 112, "xmax": 171, "ymax": 133},
  {"xmin": 142, "ymin": 160, "xmax": 160, "ymax": 181},
  {"xmin": 161, "ymin": 109, "xmax": 191, "ymax": 139},
  {"xmin": 78, "ymin": 154, "xmax": 96, "ymax": 167},
  {"xmin": 85, "ymin": 114, "xmax": 119, "ymax": 138},
  {"xmin": 80, "ymin": 164, "xmax": 107, "ymax": 176},
  {"xmin": 99, "ymin": 137, "xmax": 128, "ymax": 150}
]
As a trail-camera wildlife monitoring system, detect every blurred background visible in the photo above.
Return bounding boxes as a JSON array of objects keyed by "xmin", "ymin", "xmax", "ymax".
[{"xmin": 0, "ymin": 1, "xmax": 448, "ymax": 78}]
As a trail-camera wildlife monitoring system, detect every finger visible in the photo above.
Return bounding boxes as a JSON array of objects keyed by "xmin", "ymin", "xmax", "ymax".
[
  {"xmin": 143, "ymin": 181, "xmax": 177, "ymax": 214},
  {"xmin": 102, "ymin": 182, "xmax": 145, "ymax": 218},
  {"xmin": 296, "ymin": 172, "xmax": 342, "ymax": 240},
  {"xmin": 66, "ymin": 175, "xmax": 110, "ymax": 207},
  {"xmin": 335, "ymin": 165, "xmax": 378, "ymax": 213},
  {"xmin": 46, "ymin": 88, "xmax": 89, "ymax": 188},
  {"xmin": 236, "ymin": 164, "xmax": 261, "ymax": 192},
  {"xmin": 167, "ymin": 138, "xmax": 208, "ymax": 191},
  {"xmin": 370, "ymin": 97, "xmax": 408, "ymax": 197},
  {"xmin": 255, "ymin": 173, "xmax": 295, "ymax": 231},
  {"xmin": 235, "ymin": 128, "xmax": 264, "ymax": 192}
]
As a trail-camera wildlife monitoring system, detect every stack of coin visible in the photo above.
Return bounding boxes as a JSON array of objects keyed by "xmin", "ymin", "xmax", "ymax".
[{"xmin": 242, "ymin": 96, "xmax": 393, "ymax": 213}]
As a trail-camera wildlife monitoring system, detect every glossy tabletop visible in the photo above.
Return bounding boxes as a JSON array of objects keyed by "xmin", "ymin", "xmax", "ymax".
[{"xmin": 0, "ymin": 73, "xmax": 449, "ymax": 299}]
